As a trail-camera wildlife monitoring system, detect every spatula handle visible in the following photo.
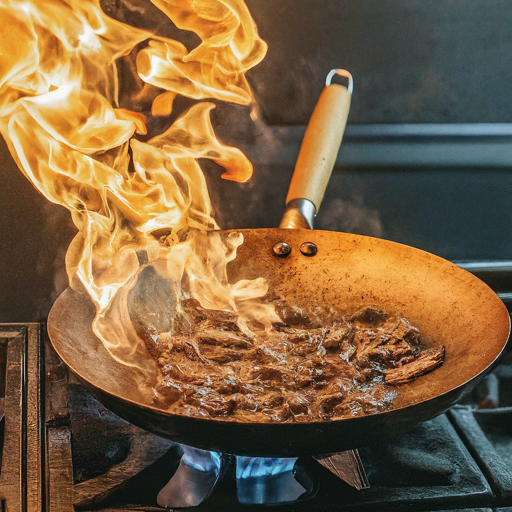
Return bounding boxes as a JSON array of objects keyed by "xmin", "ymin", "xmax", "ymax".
[{"xmin": 285, "ymin": 75, "xmax": 352, "ymax": 214}]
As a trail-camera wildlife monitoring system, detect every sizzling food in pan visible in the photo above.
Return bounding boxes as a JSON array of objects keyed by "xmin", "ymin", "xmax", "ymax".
[{"xmin": 136, "ymin": 301, "xmax": 445, "ymax": 423}]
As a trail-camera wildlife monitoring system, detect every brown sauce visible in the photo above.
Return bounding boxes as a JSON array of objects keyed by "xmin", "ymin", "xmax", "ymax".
[{"xmin": 139, "ymin": 301, "xmax": 444, "ymax": 423}]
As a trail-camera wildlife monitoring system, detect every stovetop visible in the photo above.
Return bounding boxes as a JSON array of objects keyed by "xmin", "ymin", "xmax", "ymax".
[{"xmin": 1, "ymin": 322, "xmax": 512, "ymax": 512}]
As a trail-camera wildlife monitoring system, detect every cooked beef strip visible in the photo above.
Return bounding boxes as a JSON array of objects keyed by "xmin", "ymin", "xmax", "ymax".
[
  {"xmin": 334, "ymin": 384, "xmax": 397, "ymax": 417},
  {"xmin": 384, "ymin": 346, "xmax": 446, "ymax": 385},
  {"xmin": 323, "ymin": 325, "xmax": 354, "ymax": 349},
  {"xmin": 140, "ymin": 304, "xmax": 445, "ymax": 423},
  {"xmin": 196, "ymin": 329, "xmax": 253, "ymax": 348}
]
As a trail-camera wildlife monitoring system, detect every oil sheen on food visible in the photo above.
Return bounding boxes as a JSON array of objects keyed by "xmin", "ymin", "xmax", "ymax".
[{"xmin": 138, "ymin": 303, "xmax": 445, "ymax": 423}]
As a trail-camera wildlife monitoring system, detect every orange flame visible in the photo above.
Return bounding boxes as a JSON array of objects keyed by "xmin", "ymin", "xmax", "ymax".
[{"xmin": 0, "ymin": 0, "xmax": 277, "ymax": 378}]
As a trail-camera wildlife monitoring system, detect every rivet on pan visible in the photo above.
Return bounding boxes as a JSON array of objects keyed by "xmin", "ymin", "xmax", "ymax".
[
  {"xmin": 273, "ymin": 242, "xmax": 291, "ymax": 257},
  {"xmin": 300, "ymin": 242, "xmax": 318, "ymax": 256}
]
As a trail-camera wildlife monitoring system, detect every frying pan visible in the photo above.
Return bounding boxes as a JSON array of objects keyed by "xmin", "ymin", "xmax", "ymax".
[{"xmin": 48, "ymin": 71, "xmax": 510, "ymax": 457}]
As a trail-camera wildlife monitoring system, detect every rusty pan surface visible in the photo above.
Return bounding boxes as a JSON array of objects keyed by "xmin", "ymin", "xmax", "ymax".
[{"xmin": 47, "ymin": 228, "xmax": 510, "ymax": 456}]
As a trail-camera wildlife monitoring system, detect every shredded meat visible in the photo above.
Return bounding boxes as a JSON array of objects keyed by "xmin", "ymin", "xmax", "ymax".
[{"xmin": 137, "ymin": 301, "xmax": 445, "ymax": 423}]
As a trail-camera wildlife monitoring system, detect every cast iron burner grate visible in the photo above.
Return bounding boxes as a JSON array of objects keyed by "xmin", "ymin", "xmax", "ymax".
[
  {"xmin": 0, "ymin": 324, "xmax": 43, "ymax": 512},
  {"xmin": 40, "ymin": 326, "xmax": 512, "ymax": 512}
]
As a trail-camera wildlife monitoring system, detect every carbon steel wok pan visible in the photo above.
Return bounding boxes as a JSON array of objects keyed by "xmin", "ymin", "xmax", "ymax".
[{"xmin": 48, "ymin": 72, "xmax": 510, "ymax": 457}]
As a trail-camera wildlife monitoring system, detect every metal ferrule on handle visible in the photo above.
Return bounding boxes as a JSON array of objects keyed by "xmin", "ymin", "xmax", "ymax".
[{"xmin": 280, "ymin": 69, "xmax": 353, "ymax": 229}]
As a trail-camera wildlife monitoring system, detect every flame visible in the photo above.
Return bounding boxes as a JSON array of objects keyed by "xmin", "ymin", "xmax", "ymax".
[{"xmin": 0, "ymin": 0, "xmax": 278, "ymax": 382}]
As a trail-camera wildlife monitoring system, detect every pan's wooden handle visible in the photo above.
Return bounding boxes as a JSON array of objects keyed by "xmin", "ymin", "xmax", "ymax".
[{"xmin": 285, "ymin": 82, "xmax": 352, "ymax": 213}]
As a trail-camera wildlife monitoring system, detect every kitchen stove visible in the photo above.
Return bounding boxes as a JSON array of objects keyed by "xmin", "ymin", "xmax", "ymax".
[{"xmin": 0, "ymin": 322, "xmax": 511, "ymax": 511}]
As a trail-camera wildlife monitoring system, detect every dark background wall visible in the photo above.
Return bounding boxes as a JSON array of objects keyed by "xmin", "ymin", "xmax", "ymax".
[
  {"xmin": 2, "ymin": 0, "xmax": 512, "ymax": 321},
  {"xmin": 246, "ymin": 0, "xmax": 512, "ymax": 125}
]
